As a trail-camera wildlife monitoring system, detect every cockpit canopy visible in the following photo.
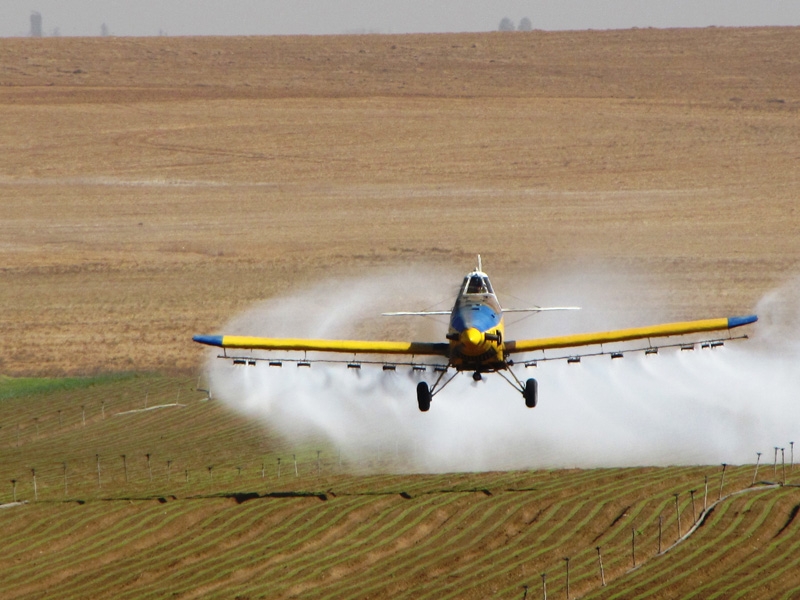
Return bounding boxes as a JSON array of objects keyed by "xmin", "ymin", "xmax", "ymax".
[{"xmin": 463, "ymin": 274, "xmax": 494, "ymax": 295}]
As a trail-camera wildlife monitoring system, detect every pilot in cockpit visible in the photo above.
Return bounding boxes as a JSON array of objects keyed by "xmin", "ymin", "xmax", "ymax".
[{"xmin": 467, "ymin": 275, "xmax": 488, "ymax": 294}]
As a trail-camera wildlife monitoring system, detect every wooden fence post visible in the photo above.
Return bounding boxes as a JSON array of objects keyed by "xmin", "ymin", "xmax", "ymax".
[
  {"xmin": 32, "ymin": 469, "xmax": 37, "ymax": 501},
  {"xmin": 596, "ymin": 546, "xmax": 605, "ymax": 586},
  {"xmin": 674, "ymin": 493, "xmax": 681, "ymax": 540},
  {"xmin": 658, "ymin": 515, "xmax": 663, "ymax": 554},
  {"xmin": 564, "ymin": 557, "xmax": 570, "ymax": 600},
  {"xmin": 631, "ymin": 527, "xmax": 636, "ymax": 567},
  {"xmin": 541, "ymin": 573, "xmax": 547, "ymax": 600},
  {"xmin": 11, "ymin": 479, "xmax": 17, "ymax": 503},
  {"xmin": 718, "ymin": 463, "xmax": 727, "ymax": 500}
]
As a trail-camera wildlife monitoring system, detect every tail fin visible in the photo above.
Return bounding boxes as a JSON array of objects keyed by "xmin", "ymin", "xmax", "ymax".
[{"xmin": 477, "ymin": 254, "xmax": 482, "ymax": 272}]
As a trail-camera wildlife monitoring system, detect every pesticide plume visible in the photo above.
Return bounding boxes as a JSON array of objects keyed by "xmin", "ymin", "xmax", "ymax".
[{"xmin": 205, "ymin": 267, "xmax": 800, "ymax": 472}]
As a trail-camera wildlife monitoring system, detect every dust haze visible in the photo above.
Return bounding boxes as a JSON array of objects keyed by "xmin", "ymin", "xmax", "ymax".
[{"xmin": 205, "ymin": 266, "xmax": 799, "ymax": 472}]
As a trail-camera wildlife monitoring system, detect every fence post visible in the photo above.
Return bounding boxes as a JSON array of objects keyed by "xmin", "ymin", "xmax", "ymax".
[
  {"xmin": 774, "ymin": 447, "xmax": 779, "ymax": 477},
  {"xmin": 690, "ymin": 490, "xmax": 697, "ymax": 524},
  {"xmin": 11, "ymin": 479, "xmax": 17, "ymax": 503},
  {"xmin": 32, "ymin": 469, "xmax": 37, "ymax": 501},
  {"xmin": 674, "ymin": 493, "xmax": 682, "ymax": 540},
  {"xmin": 96, "ymin": 454, "xmax": 102, "ymax": 488},
  {"xmin": 752, "ymin": 452, "xmax": 762, "ymax": 485},
  {"xmin": 564, "ymin": 557, "xmax": 570, "ymax": 600},
  {"xmin": 631, "ymin": 527, "xmax": 636, "ymax": 566},
  {"xmin": 781, "ymin": 448, "xmax": 786, "ymax": 484},
  {"xmin": 541, "ymin": 573, "xmax": 547, "ymax": 600},
  {"xmin": 658, "ymin": 515, "xmax": 663, "ymax": 554},
  {"xmin": 596, "ymin": 546, "xmax": 605, "ymax": 586},
  {"xmin": 718, "ymin": 463, "xmax": 727, "ymax": 500},
  {"xmin": 703, "ymin": 476, "xmax": 708, "ymax": 511}
]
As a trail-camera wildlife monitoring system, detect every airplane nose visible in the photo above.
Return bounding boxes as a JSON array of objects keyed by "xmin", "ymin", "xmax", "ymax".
[{"xmin": 462, "ymin": 327, "xmax": 484, "ymax": 348}]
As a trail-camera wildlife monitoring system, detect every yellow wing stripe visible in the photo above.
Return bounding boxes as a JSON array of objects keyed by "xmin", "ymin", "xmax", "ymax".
[
  {"xmin": 505, "ymin": 317, "xmax": 739, "ymax": 354},
  {"xmin": 213, "ymin": 335, "xmax": 449, "ymax": 356}
]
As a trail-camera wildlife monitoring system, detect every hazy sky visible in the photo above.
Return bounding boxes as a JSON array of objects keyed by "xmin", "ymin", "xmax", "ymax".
[{"xmin": 4, "ymin": 1, "xmax": 800, "ymax": 37}]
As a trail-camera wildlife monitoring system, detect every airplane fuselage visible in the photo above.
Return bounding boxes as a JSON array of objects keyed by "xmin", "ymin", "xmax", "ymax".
[{"xmin": 447, "ymin": 271, "xmax": 506, "ymax": 372}]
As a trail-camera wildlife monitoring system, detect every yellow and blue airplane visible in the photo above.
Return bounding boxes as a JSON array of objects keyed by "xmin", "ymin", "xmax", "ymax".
[{"xmin": 194, "ymin": 257, "xmax": 757, "ymax": 412}]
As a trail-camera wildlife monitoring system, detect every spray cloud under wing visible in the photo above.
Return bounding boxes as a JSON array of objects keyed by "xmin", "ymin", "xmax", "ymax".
[{"xmin": 205, "ymin": 268, "xmax": 798, "ymax": 472}]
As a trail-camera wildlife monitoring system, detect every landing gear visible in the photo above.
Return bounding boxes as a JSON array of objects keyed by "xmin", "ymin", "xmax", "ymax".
[
  {"xmin": 523, "ymin": 378, "xmax": 538, "ymax": 408},
  {"xmin": 417, "ymin": 381, "xmax": 431, "ymax": 412}
]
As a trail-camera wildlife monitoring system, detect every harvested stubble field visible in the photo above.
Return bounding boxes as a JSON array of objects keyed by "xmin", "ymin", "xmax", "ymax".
[{"xmin": 1, "ymin": 27, "xmax": 800, "ymax": 598}]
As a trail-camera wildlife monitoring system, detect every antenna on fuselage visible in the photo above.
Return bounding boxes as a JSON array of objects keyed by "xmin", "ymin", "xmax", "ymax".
[{"xmin": 477, "ymin": 254, "xmax": 482, "ymax": 273}]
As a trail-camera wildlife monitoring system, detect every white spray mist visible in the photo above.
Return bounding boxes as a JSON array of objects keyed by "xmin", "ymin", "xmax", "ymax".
[{"xmin": 205, "ymin": 267, "xmax": 800, "ymax": 472}]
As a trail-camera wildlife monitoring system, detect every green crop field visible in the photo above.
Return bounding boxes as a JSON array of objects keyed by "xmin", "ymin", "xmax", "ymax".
[{"xmin": 2, "ymin": 374, "xmax": 798, "ymax": 599}]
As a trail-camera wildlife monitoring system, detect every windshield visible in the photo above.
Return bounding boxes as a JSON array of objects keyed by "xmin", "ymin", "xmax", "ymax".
[{"xmin": 465, "ymin": 275, "xmax": 493, "ymax": 295}]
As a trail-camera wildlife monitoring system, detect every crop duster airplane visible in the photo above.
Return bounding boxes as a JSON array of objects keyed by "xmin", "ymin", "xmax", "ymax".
[{"xmin": 194, "ymin": 257, "xmax": 757, "ymax": 412}]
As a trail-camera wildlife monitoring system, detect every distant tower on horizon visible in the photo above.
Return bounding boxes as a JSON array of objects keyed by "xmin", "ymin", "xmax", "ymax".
[{"xmin": 30, "ymin": 11, "xmax": 43, "ymax": 37}]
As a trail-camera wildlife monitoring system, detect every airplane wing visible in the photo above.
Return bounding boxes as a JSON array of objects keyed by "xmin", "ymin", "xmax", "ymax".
[
  {"xmin": 192, "ymin": 335, "xmax": 449, "ymax": 356},
  {"xmin": 505, "ymin": 315, "xmax": 757, "ymax": 354}
]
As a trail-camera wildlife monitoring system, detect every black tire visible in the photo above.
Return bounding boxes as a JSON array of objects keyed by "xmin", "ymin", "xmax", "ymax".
[
  {"xmin": 417, "ymin": 381, "xmax": 431, "ymax": 412},
  {"xmin": 523, "ymin": 378, "xmax": 538, "ymax": 408}
]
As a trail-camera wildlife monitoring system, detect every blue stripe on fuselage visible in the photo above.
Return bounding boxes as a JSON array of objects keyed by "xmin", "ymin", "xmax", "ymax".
[{"xmin": 451, "ymin": 303, "xmax": 501, "ymax": 332}]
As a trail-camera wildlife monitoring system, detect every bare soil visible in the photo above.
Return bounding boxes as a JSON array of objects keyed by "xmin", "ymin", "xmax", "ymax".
[{"xmin": 1, "ymin": 28, "xmax": 799, "ymax": 375}]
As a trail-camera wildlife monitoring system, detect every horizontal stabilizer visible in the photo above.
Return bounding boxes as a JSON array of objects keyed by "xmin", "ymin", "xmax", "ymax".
[
  {"xmin": 381, "ymin": 311, "xmax": 452, "ymax": 316},
  {"xmin": 501, "ymin": 306, "xmax": 581, "ymax": 313}
]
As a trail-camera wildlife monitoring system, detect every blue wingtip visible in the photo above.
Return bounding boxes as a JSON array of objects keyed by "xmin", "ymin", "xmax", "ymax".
[
  {"xmin": 193, "ymin": 335, "xmax": 224, "ymax": 347},
  {"xmin": 727, "ymin": 315, "xmax": 758, "ymax": 329}
]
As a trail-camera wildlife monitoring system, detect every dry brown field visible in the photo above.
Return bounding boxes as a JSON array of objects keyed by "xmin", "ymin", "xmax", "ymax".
[{"xmin": 1, "ymin": 27, "xmax": 799, "ymax": 376}]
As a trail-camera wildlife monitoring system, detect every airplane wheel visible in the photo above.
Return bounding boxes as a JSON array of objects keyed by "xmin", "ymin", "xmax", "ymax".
[
  {"xmin": 417, "ymin": 381, "xmax": 431, "ymax": 412},
  {"xmin": 523, "ymin": 378, "xmax": 538, "ymax": 408}
]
